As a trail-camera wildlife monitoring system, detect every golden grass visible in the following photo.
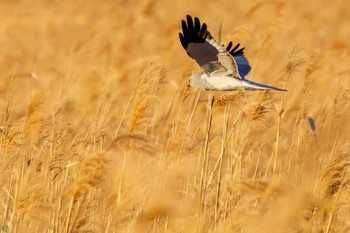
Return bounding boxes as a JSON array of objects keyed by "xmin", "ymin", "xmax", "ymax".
[{"xmin": 0, "ymin": 0, "xmax": 349, "ymax": 232}]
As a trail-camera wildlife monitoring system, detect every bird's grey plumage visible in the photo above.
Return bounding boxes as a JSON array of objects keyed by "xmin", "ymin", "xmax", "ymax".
[
  {"xmin": 179, "ymin": 15, "xmax": 287, "ymax": 92},
  {"xmin": 180, "ymin": 16, "xmax": 241, "ymax": 78}
]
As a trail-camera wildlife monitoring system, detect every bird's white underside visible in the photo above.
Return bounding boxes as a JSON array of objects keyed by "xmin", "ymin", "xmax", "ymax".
[{"xmin": 189, "ymin": 73, "xmax": 269, "ymax": 91}]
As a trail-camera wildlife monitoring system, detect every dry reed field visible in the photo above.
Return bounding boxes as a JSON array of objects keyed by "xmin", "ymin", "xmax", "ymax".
[{"xmin": 0, "ymin": 0, "xmax": 349, "ymax": 232}]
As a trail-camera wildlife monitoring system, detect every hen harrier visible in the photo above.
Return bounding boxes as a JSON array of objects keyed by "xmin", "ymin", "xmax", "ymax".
[{"xmin": 179, "ymin": 15, "xmax": 286, "ymax": 91}]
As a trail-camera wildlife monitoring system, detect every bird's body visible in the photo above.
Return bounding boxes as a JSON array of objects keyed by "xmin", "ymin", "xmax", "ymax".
[
  {"xmin": 179, "ymin": 15, "xmax": 287, "ymax": 92},
  {"xmin": 188, "ymin": 73, "xmax": 243, "ymax": 91},
  {"xmin": 189, "ymin": 73, "xmax": 286, "ymax": 91}
]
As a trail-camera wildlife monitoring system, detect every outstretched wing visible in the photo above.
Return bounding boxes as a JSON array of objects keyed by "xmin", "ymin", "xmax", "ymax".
[
  {"xmin": 225, "ymin": 42, "xmax": 251, "ymax": 79},
  {"xmin": 179, "ymin": 15, "xmax": 241, "ymax": 78}
]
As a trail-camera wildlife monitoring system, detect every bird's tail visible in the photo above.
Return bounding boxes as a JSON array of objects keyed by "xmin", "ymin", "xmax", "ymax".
[{"xmin": 242, "ymin": 79, "xmax": 287, "ymax": 91}]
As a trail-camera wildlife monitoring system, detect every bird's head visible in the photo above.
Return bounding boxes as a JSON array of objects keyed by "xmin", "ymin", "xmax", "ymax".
[{"xmin": 188, "ymin": 73, "xmax": 204, "ymax": 88}]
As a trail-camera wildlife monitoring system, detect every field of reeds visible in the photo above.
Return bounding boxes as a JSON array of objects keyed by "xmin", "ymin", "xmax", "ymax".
[{"xmin": 0, "ymin": 0, "xmax": 349, "ymax": 232}]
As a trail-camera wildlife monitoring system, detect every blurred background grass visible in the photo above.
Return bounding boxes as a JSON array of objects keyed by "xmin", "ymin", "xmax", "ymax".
[{"xmin": 0, "ymin": 0, "xmax": 349, "ymax": 232}]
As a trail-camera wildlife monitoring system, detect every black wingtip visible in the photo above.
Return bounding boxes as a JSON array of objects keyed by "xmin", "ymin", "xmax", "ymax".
[
  {"xmin": 181, "ymin": 20, "xmax": 187, "ymax": 30},
  {"xmin": 232, "ymin": 43, "xmax": 240, "ymax": 51},
  {"xmin": 186, "ymin": 15, "xmax": 193, "ymax": 31},
  {"xmin": 179, "ymin": 15, "xmax": 207, "ymax": 50},
  {"xmin": 194, "ymin": 17, "xmax": 200, "ymax": 32},
  {"xmin": 225, "ymin": 42, "xmax": 245, "ymax": 56},
  {"xmin": 200, "ymin": 23, "xmax": 207, "ymax": 38},
  {"xmin": 179, "ymin": 33, "xmax": 186, "ymax": 49},
  {"xmin": 226, "ymin": 41, "xmax": 233, "ymax": 51}
]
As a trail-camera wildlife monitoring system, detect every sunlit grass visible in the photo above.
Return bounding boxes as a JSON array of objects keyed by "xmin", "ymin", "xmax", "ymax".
[{"xmin": 0, "ymin": 0, "xmax": 349, "ymax": 232}]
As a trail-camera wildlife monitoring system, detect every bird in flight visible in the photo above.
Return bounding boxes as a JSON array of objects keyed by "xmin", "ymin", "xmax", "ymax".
[{"xmin": 179, "ymin": 15, "xmax": 286, "ymax": 91}]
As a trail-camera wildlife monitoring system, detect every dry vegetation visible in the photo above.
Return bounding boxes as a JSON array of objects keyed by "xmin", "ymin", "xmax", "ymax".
[{"xmin": 0, "ymin": 0, "xmax": 349, "ymax": 232}]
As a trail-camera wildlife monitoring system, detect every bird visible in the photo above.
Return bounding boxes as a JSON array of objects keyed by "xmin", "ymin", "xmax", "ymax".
[
  {"xmin": 307, "ymin": 116, "xmax": 316, "ymax": 131},
  {"xmin": 179, "ymin": 15, "xmax": 287, "ymax": 91}
]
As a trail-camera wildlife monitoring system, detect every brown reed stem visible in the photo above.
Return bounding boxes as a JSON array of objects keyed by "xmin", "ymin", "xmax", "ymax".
[
  {"xmin": 198, "ymin": 95, "xmax": 214, "ymax": 232},
  {"xmin": 215, "ymin": 105, "xmax": 230, "ymax": 225}
]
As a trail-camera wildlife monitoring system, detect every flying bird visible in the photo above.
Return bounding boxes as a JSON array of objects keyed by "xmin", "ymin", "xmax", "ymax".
[
  {"xmin": 307, "ymin": 116, "xmax": 316, "ymax": 131},
  {"xmin": 179, "ymin": 15, "xmax": 287, "ymax": 91}
]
